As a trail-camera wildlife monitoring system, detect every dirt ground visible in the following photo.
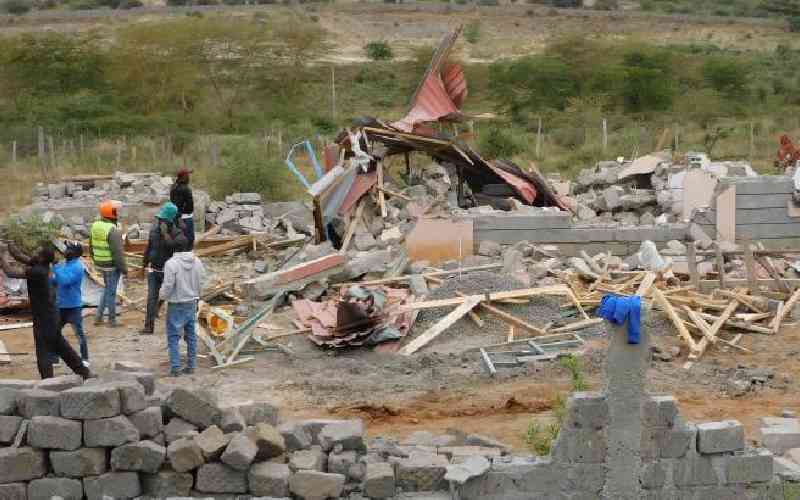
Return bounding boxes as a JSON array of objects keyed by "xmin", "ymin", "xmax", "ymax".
[{"xmin": 2, "ymin": 273, "xmax": 799, "ymax": 455}]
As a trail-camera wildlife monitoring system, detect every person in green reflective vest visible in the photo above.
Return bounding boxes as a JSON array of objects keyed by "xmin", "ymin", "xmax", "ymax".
[{"xmin": 90, "ymin": 200, "xmax": 128, "ymax": 327}]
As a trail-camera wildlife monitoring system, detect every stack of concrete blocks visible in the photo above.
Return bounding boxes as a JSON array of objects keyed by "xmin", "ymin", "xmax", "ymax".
[
  {"xmin": 206, "ymin": 197, "xmax": 316, "ymax": 237},
  {"xmin": 22, "ymin": 171, "xmax": 209, "ymax": 238},
  {"xmin": 455, "ymin": 393, "xmax": 782, "ymax": 499},
  {"xmin": 759, "ymin": 417, "xmax": 800, "ymax": 482},
  {"xmin": 471, "ymin": 211, "xmax": 688, "ymax": 257},
  {"xmin": 691, "ymin": 176, "xmax": 800, "ymax": 250}
]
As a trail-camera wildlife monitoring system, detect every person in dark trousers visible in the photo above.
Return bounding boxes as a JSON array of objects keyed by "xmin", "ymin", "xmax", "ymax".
[
  {"xmin": 0, "ymin": 242, "xmax": 92, "ymax": 379},
  {"xmin": 141, "ymin": 201, "xmax": 180, "ymax": 335},
  {"xmin": 52, "ymin": 241, "xmax": 89, "ymax": 366},
  {"xmin": 170, "ymin": 168, "xmax": 195, "ymax": 249},
  {"xmin": 160, "ymin": 234, "xmax": 205, "ymax": 377},
  {"xmin": 90, "ymin": 200, "xmax": 127, "ymax": 327}
]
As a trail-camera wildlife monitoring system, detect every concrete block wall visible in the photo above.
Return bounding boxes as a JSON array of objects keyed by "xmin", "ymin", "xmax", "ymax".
[
  {"xmin": 472, "ymin": 213, "xmax": 688, "ymax": 257},
  {"xmin": 692, "ymin": 175, "xmax": 800, "ymax": 249},
  {"xmin": 458, "ymin": 393, "xmax": 783, "ymax": 500}
]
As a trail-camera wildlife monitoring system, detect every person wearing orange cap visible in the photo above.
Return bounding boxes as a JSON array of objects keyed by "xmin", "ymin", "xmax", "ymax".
[
  {"xmin": 170, "ymin": 168, "xmax": 195, "ymax": 249},
  {"xmin": 90, "ymin": 200, "xmax": 127, "ymax": 328}
]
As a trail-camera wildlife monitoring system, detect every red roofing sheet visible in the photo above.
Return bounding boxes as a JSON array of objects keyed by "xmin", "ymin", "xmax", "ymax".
[
  {"xmin": 391, "ymin": 63, "xmax": 467, "ymax": 133},
  {"xmin": 338, "ymin": 170, "xmax": 378, "ymax": 216}
]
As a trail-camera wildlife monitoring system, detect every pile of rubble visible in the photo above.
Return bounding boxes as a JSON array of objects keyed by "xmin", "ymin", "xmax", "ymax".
[
  {"xmin": 571, "ymin": 152, "xmax": 757, "ymax": 224},
  {"xmin": 24, "ymin": 172, "xmax": 210, "ymax": 240}
]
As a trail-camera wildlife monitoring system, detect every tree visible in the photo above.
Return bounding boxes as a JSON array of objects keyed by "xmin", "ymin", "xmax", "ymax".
[
  {"xmin": 620, "ymin": 48, "xmax": 675, "ymax": 113},
  {"xmin": 2, "ymin": 0, "xmax": 31, "ymax": 14},
  {"xmin": 489, "ymin": 55, "xmax": 579, "ymax": 122},
  {"xmin": 702, "ymin": 57, "xmax": 750, "ymax": 98}
]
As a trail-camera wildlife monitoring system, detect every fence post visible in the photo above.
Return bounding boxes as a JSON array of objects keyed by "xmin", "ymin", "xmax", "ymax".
[
  {"xmin": 11, "ymin": 141, "xmax": 16, "ymax": 164},
  {"xmin": 116, "ymin": 139, "xmax": 122, "ymax": 169},
  {"xmin": 535, "ymin": 117, "xmax": 542, "ymax": 159},
  {"xmin": 602, "ymin": 118, "xmax": 608, "ymax": 153},
  {"xmin": 749, "ymin": 121, "xmax": 754, "ymax": 161},
  {"xmin": 48, "ymin": 135, "xmax": 55, "ymax": 173}
]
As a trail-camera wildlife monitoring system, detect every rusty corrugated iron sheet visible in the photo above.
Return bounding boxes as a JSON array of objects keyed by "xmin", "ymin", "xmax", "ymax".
[{"xmin": 338, "ymin": 170, "xmax": 378, "ymax": 216}]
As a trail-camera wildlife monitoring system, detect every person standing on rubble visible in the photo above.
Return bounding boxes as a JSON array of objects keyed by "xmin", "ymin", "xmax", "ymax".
[
  {"xmin": 159, "ymin": 234, "xmax": 205, "ymax": 377},
  {"xmin": 51, "ymin": 241, "xmax": 90, "ymax": 366},
  {"xmin": 0, "ymin": 242, "xmax": 93, "ymax": 379},
  {"xmin": 141, "ymin": 201, "xmax": 180, "ymax": 335},
  {"xmin": 170, "ymin": 168, "xmax": 195, "ymax": 249},
  {"xmin": 90, "ymin": 200, "xmax": 127, "ymax": 328}
]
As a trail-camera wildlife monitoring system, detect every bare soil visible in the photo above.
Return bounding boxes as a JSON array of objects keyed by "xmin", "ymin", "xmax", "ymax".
[{"xmin": 2, "ymin": 273, "xmax": 798, "ymax": 454}]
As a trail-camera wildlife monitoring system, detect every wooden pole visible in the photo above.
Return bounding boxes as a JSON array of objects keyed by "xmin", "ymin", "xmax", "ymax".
[
  {"xmin": 744, "ymin": 243, "xmax": 756, "ymax": 292},
  {"xmin": 331, "ymin": 66, "xmax": 336, "ymax": 123},
  {"xmin": 48, "ymin": 135, "xmax": 55, "ymax": 172},
  {"xmin": 11, "ymin": 141, "xmax": 16, "ymax": 164},
  {"xmin": 602, "ymin": 118, "xmax": 608, "ymax": 152},
  {"xmin": 749, "ymin": 121, "xmax": 754, "ymax": 161},
  {"xmin": 536, "ymin": 117, "xmax": 542, "ymax": 158}
]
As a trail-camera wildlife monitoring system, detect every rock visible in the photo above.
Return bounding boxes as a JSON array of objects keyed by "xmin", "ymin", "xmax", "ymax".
[
  {"xmin": 0, "ymin": 415, "xmax": 22, "ymax": 444},
  {"xmin": 35, "ymin": 374, "xmax": 83, "ymax": 392},
  {"xmin": 290, "ymin": 446, "xmax": 327, "ymax": 472},
  {"xmin": 195, "ymin": 463, "xmax": 248, "ymax": 493},
  {"xmin": 164, "ymin": 417, "xmax": 199, "ymax": 443},
  {"xmin": 328, "ymin": 450, "xmax": 357, "ymax": 477},
  {"xmin": 464, "ymin": 434, "xmax": 511, "ymax": 453},
  {"xmin": 16, "ymin": 389, "xmax": 61, "ymax": 418},
  {"xmin": 0, "ymin": 447, "xmax": 47, "ymax": 483},
  {"xmin": 364, "ymin": 462, "xmax": 396, "ymax": 499},
  {"xmin": 601, "ymin": 185, "xmax": 624, "ymax": 211},
  {"xmin": 249, "ymin": 462, "xmax": 291, "ymax": 497},
  {"xmin": 28, "ymin": 477, "xmax": 83, "ymax": 500},
  {"xmin": 129, "ymin": 406, "xmax": 163, "ymax": 439},
  {"xmin": 110, "ymin": 440, "xmax": 165, "ymax": 473},
  {"xmin": 111, "ymin": 380, "xmax": 147, "ymax": 415},
  {"xmin": 82, "ymin": 471, "xmax": 141, "ymax": 500},
  {"xmin": 168, "ymin": 437, "xmax": 205, "ymax": 472},
  {"xmin": 289, "ymin": 471, "xmax": 346, "ymax": 500},
  {"xmin": 666, "ymin": 240, "xmax": 687, "ymax": 254},
  {"xmin": 222, "ymin": 433, "xmax": 258, "ymax": 471},
  {"xmin": 477, "ymin": 240, "xmax": 502, "ymax": 258},
  {"xmin": 50, "ymin": 447, "xmax": 108, "ymax": 478},
  {"xmin": 84, "ymin": 415, "xmax": 139, "ymax": 447},
  {"xmin": 396, "ymin": 452, "xmax": 449, "ymax": 491},
  {"xmin": 60, "ymin": 385, "xmax": 121, "ymax": 419},
  {"xmin": 343, "ymin": 250, "xmax": 392, "ymax": 278},
  {"xmin": 279, "ymin": 422, "xmax": 313, "ymax": 452},
  {"xmin": 319, "ymin": 420, "xmax": 365, "ymax": 452},
  {"xmin": 247, "ymin": 423, "xmax": 287, "ymax": 459},
  {"xmin": 28, "ymin": 416, "xmax": 82, "ymax": 450},
  {"xmin": 227, "ymin": 192, "xmax": 262, "ymax": 205},
  {"xmin": 444, "ymin": 455, "xmax": 491, "ymax": 484},
  {"xmin": 0, "ymin": 484, "xmax": 26, "ymax": 500},
  {"xmin": 0, "ymin": 388, "xmax": 17, "ymax": 415},
  {"xmin": 220, "ymin": 406, "xmax": 246, "ymax": 433},
  {"xmin": 166, "ymin": 387, "xmax": 222, "ymax": 428},
  {"xmin": 196, "ymin": 424, "xmax": 230, "ymax": 459},
  {"xmin": 380, "ymin": 226, "xmax": 403, "ymax": 243},
  {"xmin": 639, "ymin": 212, "xmax": 656, "ymax": 225},
  {"xmin": 141, "ymin": 471, "xmax": 193, "ymax": 497},
  {"xmin": 354, "ymin": 232, "xmax": 378, "ymax": 251}
]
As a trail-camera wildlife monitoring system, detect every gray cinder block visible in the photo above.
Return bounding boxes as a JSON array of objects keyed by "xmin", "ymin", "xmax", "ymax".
[
  {"xmin": 28, "ymin": 477, "xmax": 83, "ymax": 500},
  {"xmin": 249, "ymin": 462, "xmax": 291, "ymax": 497},
  {"xmin": 16, "ymin": 389, "xmax": 61, "ymax": 418},
  {"xmin": 289, "ymin": 471, "xmax": 346, "ymax": 500},
  {"xmin": 697, "ymin": 420, "xmax": 745, "ymax": 454},
  {"xmin": 318, "ymin": 419, "xmax": 365, "ymax": 453},
  {"xmin": 61, "ymin": 385, "xmax": 121, "ymax": 420},
  {"xmin": 221, "ymin": 433, "xmax": 258, "ymax": 471},
  {"xmin": 50, "ymin": 448, "xmax": 108, "ymax": 477},
  {"xmin": 0, "ymin": 447, "xmax": 47, "ymax": 483},
  {"xmin": 141, "ymin": 471, "xmax": 193, "ymax": 497},
  {"xmin": 364, "ymin": 462, "xmax": 396, "ymax": 499},
  {"xmin": 195, "ymin": 463, "xmax": 248, "ymax": 493},
  {"xmin": 724, "ymin": 449, "xmax": 773, "ymax": 483},
  {"xmin": 166, "ymin": 387, "xmax": 222, "ymax": 428},
  {"xmin": 84, "ymin": 415, "xmax": 139, "ymax": 447},
  {"xmin": 167, "ymin": 437, "xmax": 205, "ymax": 473},
  {"xmin": 28, "ymin": 416, "xmax": 82, "ymax": 450},
  {"xmin": 110, "ymin": 440, "xmax": 166, "ymax": 473},
  {"xmin": 128, "ymin": 406, "xmax": 163, "ymax": 439},
  {"xmin": 82, "ymin": 472, "xmax": 141, "ymax": 500}
]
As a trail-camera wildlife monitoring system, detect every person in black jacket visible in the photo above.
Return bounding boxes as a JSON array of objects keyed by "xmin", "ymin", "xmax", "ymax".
[
  {"xmin": 0, "ymin": 242, "xmax": 92, "ymax": 379},
  {"xmin": 170, "ymin": 168, "xmax": 195, "ymax": 249},
  {"xmin": 140, "ymin": 202, "xmax": 180, "ymax": 335}
]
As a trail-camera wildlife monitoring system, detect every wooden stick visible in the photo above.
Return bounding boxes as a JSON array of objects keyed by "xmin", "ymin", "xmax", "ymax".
[
  {"xmin": 771, "ymin": 287, "xmax": 800, "ymax": 334},
  {"xmin": 0, "ymin": 322, "xmax": 33, "ymax": 331},
  {"xmin": 716, "ymin": 245, "xmax": 725, "ymax": 289},
  {"xmin": 687, "ymin": 244, "xmax": 699, "ymax": 289},
  {"xmin": 548, "ymin": 318, "xmax": 603, "ymax": 334},
  {"xmin": 378, "ymin": 186, "xmax": 412, "ymax": 201},
  {"xmin": 652, "ymin": 287, "xmax": 699, "ymax": 354},
  {"xmin": 339, "ymin": 200, "xmax": 365, "ymax": 254},
  {"xmin": 636, "ymin": 271, "xmax": 657, "ymax": 297},
  {"xmin": 477, "ymin": 302, "xmax": 547, "ymax": 336},
  {"xmin": 0, "ymin": 340, "xmax": 10, "ymax": 364},
  {"xmin": 399, "ymin": 296, "xmax": 482, "ymax": 355},
  {"xmin": 337, "ymin": 264, "xmax": 503, "ymax": 287},
  {"xmin": 377, "ymin": 162, "xmax": 386, "ymax": 219},
  {"xmin": 455, "ymin": 292, "xmax": 485, "ymax": 327},
  {"xmin": 401, "ymin": 285, "xmax": 574, "ymax": 312},
  {"xmin": 744, "ymin": 244, "xmax": 757, "ymax": 292},
  {"xmin": 687, "ymin": 299, "xmax": 739, "ymax": 362},
  {"xmin": 507, "ymin": 326, "xmax": 515, "ymax": 343}
]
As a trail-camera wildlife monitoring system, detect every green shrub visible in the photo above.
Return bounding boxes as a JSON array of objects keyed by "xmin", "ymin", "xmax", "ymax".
[
  {"xmin": 2, "ymin": 0, "xmax": 31, "ymax": 14},
  {"xmin": 3, "ymin": 216, "xmax": 60, "ymax": 257},
  {"xmin": 464, "ymin": 20, "xmax": 481, "ymax": 44},
  {"xmin": 789, "ymin": 16, "xmax": 800, "ymax": 32},
  {"xmin": 364, "ymin": 41, "xmax": 393, "ymax": 61},
  {"xmin": 479, "ymin": 127, "xmax": 523, "ymax": 159},
  {"xmin": 210, "ymin": 139, "xmax": 294, "ymax": 201},
  {"xmin": 478, "ymin": 0, "xmax": 498, "ymax": 5}
]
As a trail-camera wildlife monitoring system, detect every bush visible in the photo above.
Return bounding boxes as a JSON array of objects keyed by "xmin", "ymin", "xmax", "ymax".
[
  {"xmin": 593, "ymin": 0, "xmax": 617, "ymax": 10},
  {"xmin": 3, "ymin": 216, "xmax": 60, "ymax": 257},
  {"xmin": 479, "ymin": 127, "xmax": 523, "ymax": 159},
  {"xmin": 118, "ymin": 0, "xmax": 143, "ymax": 8},
  {"xmin": 464, "ymin": 20, "xmax": 481, "ymax": 44},
  {"xmin": 789, "ymin": 16, "xmax": 800, "ymax": 32},
  {"xmin": 364, "ymin": 41, "xmax": 393, "ymax": 61},
  {"xmin": 2, "ymin": 0, "xmax": 31, "ymax": 14},
  {"xmin": 210, "ymin": 139, "xmax": 294, "ymax": 201},
  {"xmin": 478, "ymin": 0, "xmax": 498, "ymax": 5}
]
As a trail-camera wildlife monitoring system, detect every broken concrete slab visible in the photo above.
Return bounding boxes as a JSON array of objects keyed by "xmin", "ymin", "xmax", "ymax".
[
  {"xmin": 243, "ymin": 254, "xmax": 346, "ymax": 299},
  {"xmin": 696, "ymin": 420, "xmax": 745, "ymax": 454}
]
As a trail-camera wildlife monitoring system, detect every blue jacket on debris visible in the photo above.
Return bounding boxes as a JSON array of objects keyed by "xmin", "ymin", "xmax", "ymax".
[
  {"xmin": 597, "ymin": 294, "xmax": 641, "ymax": 344},
  {"xmin": 51, "ymin": 258, "xmax": 84, "ymax": 309}
]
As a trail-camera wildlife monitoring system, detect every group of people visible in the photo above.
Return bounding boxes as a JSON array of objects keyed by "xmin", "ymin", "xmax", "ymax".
[{"xmin": 0, "ymin": 168, "xmax": 206, "ymax": 379}]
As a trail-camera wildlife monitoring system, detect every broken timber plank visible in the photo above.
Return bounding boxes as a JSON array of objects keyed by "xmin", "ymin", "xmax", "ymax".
[
  {"xmin": 399, "ymin": 295, "xmax": 482, "ymax": 355},
  {"xmin": 744, "ymin": 244, "xmax": 757, "ymax": 292},
  {"xmin": 0, "ymin": 322, "xmax": 33, "ymax": 331},
  {"xmin": 400, "ymin": 285, "xmax": 574, "ymax": 312},
  {"xmin": 0, "ymin": 340, "xmax": 10, "ymax": 364},
  {"xmin": 636, "ymin": 272, "xmax": 657, "ymax": 297},
  {"xmin": 337, "ymin": 264, "xmax": 504, "ymax": 287},
  {"xmin": 477, "ymin": 302, "xmax": 547, "ymax": 337},
  {"xmin": 339, "ymin": 200, "xmax": 365, "ymax": 254},
  {"xmin": 771, "ymin": 287, "xmax": 800, "ymax": 334},
  {"xmin": 687, "ymin": 300, "xmax": 739, "ymax": 363},
  {"xmin": 377, "ymin": 162, "xmax": 387, "ymax": 219},
  {"xmin": 687, "ymin": 245, "xmax": 699, "ymax": 289},
  {"xmin": 548, "ymin": 318, "xmax": 603, "ymax": 334},
  {"xmin": 652, "ymin": 287, "xmax": 699, "ymax": 354}
]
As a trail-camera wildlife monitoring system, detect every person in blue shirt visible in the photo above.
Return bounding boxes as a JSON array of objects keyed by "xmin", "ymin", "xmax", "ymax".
[{"xmin": 51, "ymin": 241, "xmax": 89, "ymax": 365}]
